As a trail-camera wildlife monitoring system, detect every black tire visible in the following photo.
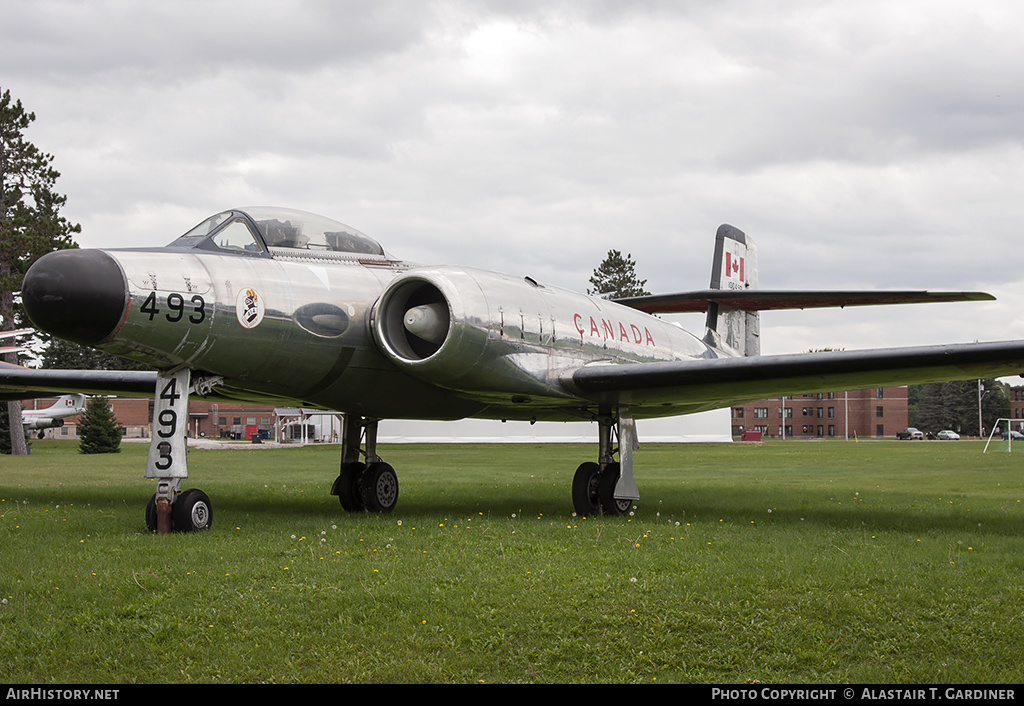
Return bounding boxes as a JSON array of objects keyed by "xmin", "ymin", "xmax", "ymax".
[
  {"xmin": 172, "ymin": 488, "xmax": 213, "ymax": 532},
  {"xmin": 571, "ymin": 462, "xmax": 602, "ymax": 516},
  {"xmin": 597, "ymin": 463, "xmax": 633, "ymax": 516},
  {"xmin": 145, "ymin": 493, "xmax": 158, "ymax": 532},
  {"xmin": 359, "ymin": 462, "xmax": 399, "ymax": 513},
  {"xmin": 333, "ymin": 462, "xmax": 367, "ymax": 512}
]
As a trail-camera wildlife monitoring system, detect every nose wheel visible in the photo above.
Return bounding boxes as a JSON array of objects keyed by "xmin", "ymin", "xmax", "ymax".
[{"xmin": 145, "ymin": 487, "xmax": 213, "ymax": 532}]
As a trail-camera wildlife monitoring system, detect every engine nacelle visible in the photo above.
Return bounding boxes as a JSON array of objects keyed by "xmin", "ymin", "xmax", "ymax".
[
  {"xmin": 371, "ymin": 265, "xmax": 701, "ymax": 402},
  {"xmin": 25, "ymin": 417, "xmax": 65, "ymax": 430},
  {"xmin": 372, "ymin": 270, "xmax": 491, "ymax": 390}
]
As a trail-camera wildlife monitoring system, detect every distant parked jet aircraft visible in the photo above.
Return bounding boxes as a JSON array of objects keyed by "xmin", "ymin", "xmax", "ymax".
[{"xmin": 21, "ymin": 394, "xmax": 87, "ymax": 431}]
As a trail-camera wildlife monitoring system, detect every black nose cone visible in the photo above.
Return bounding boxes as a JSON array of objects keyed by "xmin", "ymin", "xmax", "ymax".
[{"xmin": 22, "ymin": 249, "xmax": 128, "ymax": 346}]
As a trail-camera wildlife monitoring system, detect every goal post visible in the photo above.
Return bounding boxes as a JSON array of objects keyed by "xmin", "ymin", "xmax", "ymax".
[{"xmin": 983, "ymin": 419, "xmax": 1024, "ymax": 453}]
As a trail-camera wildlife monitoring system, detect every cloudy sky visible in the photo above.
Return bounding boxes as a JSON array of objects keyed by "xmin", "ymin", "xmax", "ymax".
[{"xmin": 3, "ymin": 0, "xmax": 1023, "ymax": 358}]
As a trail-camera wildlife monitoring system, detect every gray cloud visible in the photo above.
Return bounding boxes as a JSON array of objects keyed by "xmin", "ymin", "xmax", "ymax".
[{"xmin": 2, "ymin": 0, "xmax": 1022, "ymax": 357}]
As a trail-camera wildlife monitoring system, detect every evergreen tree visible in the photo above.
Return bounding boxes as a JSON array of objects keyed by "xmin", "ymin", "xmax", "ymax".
[
  {"xmin": 588, "ymin": 249, "xmax": 650, "ymax": 299},
  {"xmin": 909, "ymin": 379, "xmax": 1009, "ymax": 435},
  {"xmin": 78, "ymin": 396, "xmax": 122, "ymax": 454},
  {"xmin": 42, "ymin": 338, "xmax": 151, "ymax": 371},
  {"xmin": 0, "ymin": 402, "xmax": 13, "ymax": 454},
  {"xmin": 1, "ymin": 88, "xmax": 80, "ymax": 455}
]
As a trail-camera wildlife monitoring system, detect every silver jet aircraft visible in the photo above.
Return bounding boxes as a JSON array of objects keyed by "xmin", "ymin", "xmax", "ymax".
[
  {"xmin": 5, "ymin": 207, "xmax": 1024, "ymax": 533},
  {"xmin": 21, "ymin": 394, "xmax": 88, "ymax": 431}
]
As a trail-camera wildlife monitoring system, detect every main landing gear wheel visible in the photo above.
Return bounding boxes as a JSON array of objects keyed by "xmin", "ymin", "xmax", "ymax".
[
  {"xmin": 333, "ymin": 415, "xmax": 398, "ymax": 514},
  {"xmin": 597, "ymin": 462, "xmax": 633, "ymax": 517},
  {"xmin": 360, "ymin": 462, "xmax": 399, "ymax": 513},
  {"xmin": 145, "ymin": 488, "xmax": 213, "ymax": 532},
  {"xmin": 333, "ymin": 461, "xmax": 367, "ymax": 512},
  {"xmin": 572, "ymin": 462, "xmax": 602, "ymax": 517},
  {"xmin": 572, "ymin": 462, "xmax": 633, "ymax": 517}
]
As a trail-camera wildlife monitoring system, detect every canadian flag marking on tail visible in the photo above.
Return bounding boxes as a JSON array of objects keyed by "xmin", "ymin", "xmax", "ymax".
[{"xmin": 725, "ymin": 251, "xmax": 744, "ymax": 283}]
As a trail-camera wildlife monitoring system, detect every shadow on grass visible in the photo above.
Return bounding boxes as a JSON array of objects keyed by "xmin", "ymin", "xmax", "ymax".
[{"xmin": 9, "ymin": 481, "xmax": 1021, "ymax": 539}]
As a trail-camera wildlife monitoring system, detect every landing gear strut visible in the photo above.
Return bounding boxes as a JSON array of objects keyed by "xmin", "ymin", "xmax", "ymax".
[
  {"xmin": 571, "ymin": 407, "xmax": 640, "ymax": 517},
  {"xmin": 144, "ymin": 368, "xmax": 216, "ymax": 533},
  {"xmin": 331, "ymin": 414, "xmax": 399, "ymax": 513}
]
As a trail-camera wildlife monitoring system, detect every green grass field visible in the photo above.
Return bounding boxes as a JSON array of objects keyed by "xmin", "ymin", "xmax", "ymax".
[{"xmin": 2, "ymin": 438, "xmax": 1023, "ymax": 684}]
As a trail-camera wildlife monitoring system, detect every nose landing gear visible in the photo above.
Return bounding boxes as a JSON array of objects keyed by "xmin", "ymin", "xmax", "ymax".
[{"xmin": 144, "ymin": 369, "xmax": 216, "ymax": 533}]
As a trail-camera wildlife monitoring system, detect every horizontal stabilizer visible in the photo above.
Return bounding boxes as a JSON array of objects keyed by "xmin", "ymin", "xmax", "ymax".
[{"xmin": 614, "ymin": 290, "xmax": 995, "ymax": 314}]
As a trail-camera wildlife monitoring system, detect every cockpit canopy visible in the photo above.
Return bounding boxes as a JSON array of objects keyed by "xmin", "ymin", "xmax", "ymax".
[{"xmin": 169, "ymin": 207, "xmax": 386, "ymax": 258}]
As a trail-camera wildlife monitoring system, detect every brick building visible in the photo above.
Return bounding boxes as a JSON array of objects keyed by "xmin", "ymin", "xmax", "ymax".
[
  {"xmin": 1008, "ymin": 387, "xmax": 1024, "ymax": 421},
  {"xmin": 25, "ymin": 397, "xmax": 323, "ymax": 442},
  {"xmin": 29, "ymin": 386, "xmax": 907, "ymax": 443},
  {"xmin": 731, "ymin": 386, "xmax": 909, "ymax": 439}
]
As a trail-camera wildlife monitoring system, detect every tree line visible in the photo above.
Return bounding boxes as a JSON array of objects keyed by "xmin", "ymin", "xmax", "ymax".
[
  {"xmin": 909, "ymin": 379, "xmax": 1013, "ymax": 436},
  {"xmin": 1, "ymin": 88, "xmax": 137, "ymax": 454}
]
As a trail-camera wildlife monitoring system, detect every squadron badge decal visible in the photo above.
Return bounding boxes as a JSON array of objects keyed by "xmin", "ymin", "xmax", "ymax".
[{"xmin": 236, "ymin": 287, "xmax": 265, "ymax": 329}]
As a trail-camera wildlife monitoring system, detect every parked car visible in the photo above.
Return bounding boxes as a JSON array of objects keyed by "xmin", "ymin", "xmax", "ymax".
[
  {"xmin": 897, "ymin": 428, "xmax": 924, "ymax": 440},
  {"xmin": 1002, "ymin": 430, "xmax": 1024, "ymax": 441},
  {"xmin": 936, "ymin": 430, "xmax": 960, "ymax": 440}
]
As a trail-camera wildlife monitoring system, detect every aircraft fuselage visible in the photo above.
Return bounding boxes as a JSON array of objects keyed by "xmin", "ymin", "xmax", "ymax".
[{"xmin": 23, "ymin": 208, "xmax": 722, "ymax": 422}]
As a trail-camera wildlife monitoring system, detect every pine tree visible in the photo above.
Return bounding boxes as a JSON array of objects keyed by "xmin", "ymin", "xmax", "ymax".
[
  {"xmin": 909, "ymin": 379, "xmax": 1009, "ymax": 435},
  {"xmin": 42, "ymin": 338, "xmax": 151, "ymax": 371},
  {"xmin": 78, "ymin": 396, "xmax": 122, "ymax": 454},
  {"xmin": 1, "ymin": 88, "xmax": 80, "ymax": 455},
  {"xmin": 0, "ymin": 402, "xmax": 14, "ymax": 454},
  {"xmin": 588, "ymin": 249, "xmax": 650, "ymax": 299}
]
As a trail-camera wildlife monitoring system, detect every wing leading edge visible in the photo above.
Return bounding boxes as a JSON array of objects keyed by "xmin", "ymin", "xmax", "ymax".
[
  {"xmin": 567, "ymin": 340, "xmax": 1024, "ymax": 412},
  {"xmin": 0, "ymin": 362, "xmax": 157, "ymax": 400},
  {"xmin": 614, "ymin": 290, "xmax": 995, "ymax": 314}
]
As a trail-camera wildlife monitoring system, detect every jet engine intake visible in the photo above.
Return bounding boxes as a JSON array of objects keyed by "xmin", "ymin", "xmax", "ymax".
[
  {"xmin": 372, "ymin": 271, "xmax": 499, "ymax": 392},
  {"xmin": 403, "ymin": 302, "xmax": 448, "ymax": 346},
  {"xmin": 375, "ymin": 277, "xmax": 453, "ymax": 362},
  {"xmin": 373, "ymin": 268, "xmax": 572, "ymax": 399}
]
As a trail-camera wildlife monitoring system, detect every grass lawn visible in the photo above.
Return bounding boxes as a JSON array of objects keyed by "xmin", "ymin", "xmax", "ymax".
[{"xmin": 1, "ymin": 437, "xmax": 1023, "ymax": 684}]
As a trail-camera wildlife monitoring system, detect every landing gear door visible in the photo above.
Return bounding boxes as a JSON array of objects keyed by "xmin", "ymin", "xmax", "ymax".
[{"xmin": 145, "ymin": 368, "xmax": 191, "ymax": 479}]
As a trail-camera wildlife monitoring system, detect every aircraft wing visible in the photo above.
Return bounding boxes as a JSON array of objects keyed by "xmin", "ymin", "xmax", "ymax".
[
  {"xmin": 567, "ymin": 340, "xmax": 1024, "ymax": 411},
  {"xmin": 0, "ymin": 328, "xmax": 34, "ymax": 355},
  {"xmin": 0, "ymin": 362, "xmax": 157, "ymax": 400},
  {"xmin": 614, "ymin": 290, "xmax": 995, "ymax": 314}
]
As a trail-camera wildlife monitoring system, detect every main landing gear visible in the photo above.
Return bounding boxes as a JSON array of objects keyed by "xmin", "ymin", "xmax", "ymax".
[
  {"xmin": 331, "ymin": 414, "xmax": 399, "ymax": 513},
  {"xmin": 571, "ymin": 408, "xmax": 640, "ymax": 517}
]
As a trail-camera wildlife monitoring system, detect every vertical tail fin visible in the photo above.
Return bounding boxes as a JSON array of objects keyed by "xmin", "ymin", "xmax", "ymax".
[
  {"xmin": 51, "ymin": 394, "xmax": 87, "ymax": 415},
  {"xmin": 704, "ymin": 224, "xmax": 760, "ymax": 356}
]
